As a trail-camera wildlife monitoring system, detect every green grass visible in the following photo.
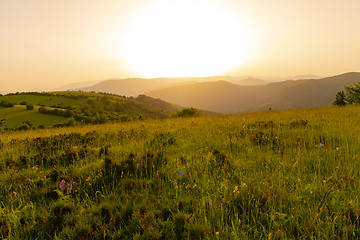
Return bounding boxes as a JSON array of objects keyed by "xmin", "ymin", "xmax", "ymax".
[
  {"xmin": 0, "ymin": 106, "xmax": 359, "ymax": 239},
  {"xmin": 0, "ymin": 105, "xmax": 68, "ymax": 128}
]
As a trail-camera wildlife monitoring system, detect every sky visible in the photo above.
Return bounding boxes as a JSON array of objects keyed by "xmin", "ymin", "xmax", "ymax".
[{"xmin": 0, "ymin": 0, "xmax": 359, "ymax": 92}]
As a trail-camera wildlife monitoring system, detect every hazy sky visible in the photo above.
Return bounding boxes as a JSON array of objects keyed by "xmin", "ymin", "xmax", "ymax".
[{"xmin": 1, "ymin": 0, "xmax": 359, "ymax": 92}]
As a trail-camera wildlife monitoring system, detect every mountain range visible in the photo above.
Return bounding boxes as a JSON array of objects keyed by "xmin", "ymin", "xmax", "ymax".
[
  {"xmin": 69, "ymin": 76, "xmax": 269, "ymax": 96},
  {"xmin": 65, "ymin": 72, "xmax": 359, "ymax": 113},
  {"xmin": 147, "ymin": 72, "xmax": 360, "ymax": 113}
]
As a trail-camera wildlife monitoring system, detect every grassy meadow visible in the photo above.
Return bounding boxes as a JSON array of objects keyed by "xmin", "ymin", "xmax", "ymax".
[
  {"xmin": 0, "ymin": 105, "xmax": 69, "ymax": 129},
  {"xmin": 0, "ymin": 106, "xmax": 359, "ymax": 239}
]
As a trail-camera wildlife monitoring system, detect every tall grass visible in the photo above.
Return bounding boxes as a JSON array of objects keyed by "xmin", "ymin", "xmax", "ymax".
[{"xmin": 0, "ymin": 106, "xmax": 359, "ymax": 239}]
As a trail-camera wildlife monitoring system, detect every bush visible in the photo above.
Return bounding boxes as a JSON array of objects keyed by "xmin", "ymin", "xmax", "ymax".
[
  {"xmin": 173, "ymin": 107, "xmax": 201, "ymax": 118},
  {"xmin": 18, "ymin": 121, "xmax": 32, "ymax": 130},
  {"xmin": 67, "ymin": 118, "xmax": 75, "ymax": 127},
  {"xmin": 0, "ymin": 100, "xmax": 14, "ymax": 108},
  {"xmin": 26, "ymin": 104, "xmax": 34, "ymax": 110}
]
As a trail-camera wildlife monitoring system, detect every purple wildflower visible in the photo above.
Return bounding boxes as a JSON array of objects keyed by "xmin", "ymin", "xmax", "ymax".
[
  {"xmin": 59, "ymin": 179, "xmax": 66, "ymax": 192},
  {"xmin": 177, "ymin": 166, "xmax": 185, "ymax": 176}
]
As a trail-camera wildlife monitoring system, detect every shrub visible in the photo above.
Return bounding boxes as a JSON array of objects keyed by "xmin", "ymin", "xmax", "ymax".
[
  {"xmin": 18, "ymin": 121, "xmax": 32, "ymax": 130},
  {"xmin": 173, "ymin": 107, "xmax": 201, "ymax": 118},
  {"xmin": 26, "ymin": 104, "xmax": 34, "ymax": 110},
  {"xmin": 0, "ymin": 100, "xmax": 14, "ymax": 108}
]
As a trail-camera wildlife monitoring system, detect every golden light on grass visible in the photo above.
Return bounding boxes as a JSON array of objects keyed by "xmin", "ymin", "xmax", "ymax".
[{"xmin": 118, "ymin": 0, "xmax": 257, "ymax": 78}]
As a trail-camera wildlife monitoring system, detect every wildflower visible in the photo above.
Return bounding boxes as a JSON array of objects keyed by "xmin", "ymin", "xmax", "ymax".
[
  {"xmin": 60, "ymin": 179, "xmax": 73, "ymax": 194},
  {"xmin": 177, "ymin": 166, "xmax": 185, "ymax": 176},
  {"xmin": 66, "ymin": 182, "xmax": 73, "ymax": 194},
  {"xmin": 215, "ymin": 232, "xmax": 220, "ymax": 236},
  {"xmin": 59, "ymin": 179, "xmax": 66, "ymax": 192}
]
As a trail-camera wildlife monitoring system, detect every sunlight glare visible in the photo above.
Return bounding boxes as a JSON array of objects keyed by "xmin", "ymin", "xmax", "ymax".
[{"xmin": 120, "ymin": 0, "xmax": 256, "ymax": 78}]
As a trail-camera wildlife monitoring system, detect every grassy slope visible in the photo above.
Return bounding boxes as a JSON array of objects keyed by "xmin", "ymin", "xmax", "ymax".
[
  {"xmin": 0, "ymin": 106, "xmax": 359, "ymax": 239},
  {"xmin": 0, "ymin": 91, "xmax": 180, "ymax": 129},
  {"xmin": 0, "ymin": 105, "xmax": 68, "ymax": 128}
]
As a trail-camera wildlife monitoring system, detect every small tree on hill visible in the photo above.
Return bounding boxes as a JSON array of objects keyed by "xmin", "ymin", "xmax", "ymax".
[
  {"xmin": 333, "ymin": 91, "xmax": 347, "ymax": 106},
  {"xmin": 173, "ymin": 107, "xmax": 201, "ymax": 118},
  {"xmin": 345, "ymin": 82, "xmax": 360, "ymax": 104},
  {"xmin": 26, "ymin": 104, "xmax": 34, "ymax": 110}
]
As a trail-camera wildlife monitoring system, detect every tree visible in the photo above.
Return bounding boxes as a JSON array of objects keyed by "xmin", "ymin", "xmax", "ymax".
[
  {"xmin": 333, "ymin": 91, "xmax": 347, "ymax": 106},
  {"xmin": 345, "ymin": 82, "xmax": 360, "ymax": 104},
  {"xmin": 173, "ymin": 107, "xmax": 201, "ymax": 118},
  {"xmin": 65, "ymin": 109, "xmax": 74, "ymax": 118},
  {"xmin": 18, "ymin": 120, "xmax": 32, "ymax": 130},
  {"xmin": 26, "ymin": 104, "xmax": 34, "ymax": 110},
  {"xmin": 67, "ymin": 118, "xmax": 75, "ymax": 127}
]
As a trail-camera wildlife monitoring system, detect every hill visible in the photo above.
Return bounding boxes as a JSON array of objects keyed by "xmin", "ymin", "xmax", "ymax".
[
  {"xmin": 77, "ymin": 78, "xmax": 174, "ymax": 97},
  {"xmin": 76, "ymin": 76, "xmax": 263, "ymax": 97},
  {"xmin": 0, "ymin": 91, "xmax": 181, "ymax": 130},
  {"xmin": 0, "ymin": 105, "xmax": 69, "ymax": 129},
  {"xmin": 147, "ymin": 72, "xmax": 360, "ymax": 113},
  {"xmin": 231, "ymin": 77, "xmax": 269, "ymax": 86},
  {"xmin": 54, "ymin": 80, "xmax": 103, "ymax": 91}
]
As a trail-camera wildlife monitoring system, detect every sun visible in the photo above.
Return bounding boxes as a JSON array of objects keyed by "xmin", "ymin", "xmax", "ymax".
[{"xmin": 120, "ymin": 0, "xmax": 256, "ymax": 78}]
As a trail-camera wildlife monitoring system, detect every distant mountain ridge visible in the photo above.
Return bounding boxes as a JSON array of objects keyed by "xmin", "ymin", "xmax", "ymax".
[
  {"xmin": 75, "ymin": 76, "xmax": 270, "ymax": 97},
  {"xmin": 231, "ymin": 77, "xmax": 269, "ymax": 86},
  {"xmin": 146, "ymin": 72, "xmax": 360, "ymax": 113},
  {"xmin": 71, "ymin": 72, "xmax": 360, "ymax": 113}
]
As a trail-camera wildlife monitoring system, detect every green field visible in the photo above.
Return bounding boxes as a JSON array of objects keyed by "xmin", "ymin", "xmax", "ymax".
[
  {"xmin": 0, "ymin": 106, "xmax": 359, "ymax": 239},
  {"xmin": 0, "ymin": 105, "xmax": 69, "ymax": 128}
]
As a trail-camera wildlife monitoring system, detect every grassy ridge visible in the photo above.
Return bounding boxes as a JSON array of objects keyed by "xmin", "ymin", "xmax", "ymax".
[{"xmin": 0, "ymin": 106, "xmax": 359, "ymax": 239}]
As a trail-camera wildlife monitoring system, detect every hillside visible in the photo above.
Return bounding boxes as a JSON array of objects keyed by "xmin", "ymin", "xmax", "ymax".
[
  {"xmin": 231, "ymin": 77, "xmax": 269, "ymax": 86},
  {"xmin": 1, "ymin": 106, "xmax": 360, "ymax": 238},
  {"xmin": 147, "ymin": 72, "xmax": 360, "ymax": 113},
  {"xmin": 0, "ymin": 91, "xmax": 180, "ymax": 130},
  {"xmin": 78, "ymin": 78, "xmax": 174, "ymax": 97},
  {"xmin": 0, "ymin": 105, "xmax": 69, "ymax": 129}
]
